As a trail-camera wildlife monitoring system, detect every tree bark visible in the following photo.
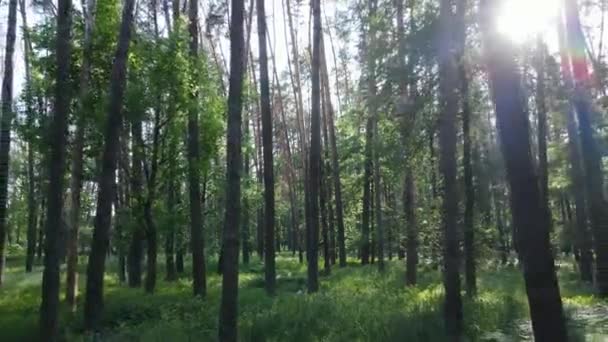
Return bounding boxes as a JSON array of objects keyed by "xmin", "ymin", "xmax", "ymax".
[
  {"xmin": 256, "ymin": 0, "xmax": 275, "ymax": 295},
  {"xmin": 84, "ymin": 0, "xmax": 135, "ymax": 330},
  {"xmin": 188, "ymin": 0, "xmax": 207, "ymax": 297},
  {"xmin": 39, "ymin": 0, "xmax": 72, "ymax": 337},
  {"xmin": 218, "ymin": 0, "xmax": 245, "ymax": 338},
  {"xmin": 0, "ymin": 0, "xmax": 18, "ymax": 287},
  {"xmin": 481, "ymin": 1, "xmax": 568, "ymax": 339},
  {"xmin": 438, "ymin": 0, "xmax": 463, "ymax": 337},
  {"xmin": 127, "ymin": 121, "xmax": 145, "ymax": 288},
  {"xmin": 306, "ymin": 0, "xmax": 321, "ymax": 293},
  {"xmin": 66, "ymin": 0, "xmax": 96, "ymax": 310}
]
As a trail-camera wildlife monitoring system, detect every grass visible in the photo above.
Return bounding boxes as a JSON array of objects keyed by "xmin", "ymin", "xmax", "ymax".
[{"xmin": 0, "ymin": 254, "xmax": 606, "ymax": 341}]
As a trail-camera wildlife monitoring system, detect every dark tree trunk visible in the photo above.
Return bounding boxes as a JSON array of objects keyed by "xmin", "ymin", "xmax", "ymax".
[
  {"xmin": 361, "ymin": 118, "xmax": 373, "ymax": 265},
  {"xmin": 37, "ymin": 197, "xmax": 46, "ymax": 261},
  {"xmin": 320, "ymin": 90, "xmax": 330, "ymax": 275},
  {"xmin": 84, "ymin": 0, "xmax": 135, "ymax": 330},
  {"xmin": 535, "ymin": 40, "xmax": 552, "ymax": 237},
  {"xmin": 556, "ymin": 19, "xmax": 593, "ymax": 282},
  {"xmin": 481, "ymin": 2, "xmax": 568, "ymax": 340},
  {"xmin": 306, "ymin": 0, "xmax": 321, "ymax": 294},
  {"xmin": 0, "ymin": 0, "xmax": 18, "ymax": 287},
  {"xmin": 188, "ymin": 0, "xmax": 207, "ymax": 297},
  {"xmin": 127, "ymin": 121, "xmax": 145, "ymax": 288},
  {"xmin": 165, "ymin": 179, "xmax": 177, "ymax": 281},
  {"xmin": 66, "ymin": 0, "xmax": 95, "ymax": 310},
  {"xmin": 218, "ymin": 0, "xmax": 245, "ymax": 337},
  {"xmin": 20, "ymin": 0, "xmax": 37, "ymax": 274},
  {"xmin": 404, "ymin": 170, "xmax": 417, "ymax": 285},
  {"xmin": 564, "ymin": 0, "xmax": 608, "ymax": 296},
  {"xmin": 256, "ymin": 0, "xmax": 275, "ymax": 295},
  {"xmin": 39, "ymin": 0, "xmax": 72, "ymax": 337},
  {"xmin": 438, "ymin": 0, "xmax": 463, "ymax": 338}
]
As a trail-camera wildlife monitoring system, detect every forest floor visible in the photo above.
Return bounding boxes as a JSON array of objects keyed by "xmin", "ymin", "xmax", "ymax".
[{"xmin": 1, "ymin": 254, "xmax": 607, "ymax": 341}]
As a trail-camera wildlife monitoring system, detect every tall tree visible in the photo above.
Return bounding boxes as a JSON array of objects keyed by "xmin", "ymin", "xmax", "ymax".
[
  {"xmin": 307, "ymin": 0, "xmax": 321, "ymax": 293},
  {"xmin": 19, "ymin": 0, "xmax": 38, "ymax": 274},
  {"xmin": 39, "ymin": 0, "xmax": 73, "ymax": 337},
  {"xmin": 0, "ymin": 0, "xmax": 18, "ymax": 287},
  {"xmin": 481, "ymin": 1, "xmax": 568, "ymax": 340},
  {"xmin": 84, "ymin": 0, "xmax": 136, "ymax": 330},
  {"xmin": 563, "ymin": 0, "xmax": 608, "ymax": 296},
  {"xmin": 218, "ymin": 0, "xmax": 245, "ymax": 338},
  {"xmin": 556, "ymin": 18, "xmax": 593, "ymax": 282},
  {"xmin": 257, "ymin": 0, "xmax": 276, "ymax": 295},
  {"xmin": 188, "ymin": 0, "xmax": 207, "ymax": 297},
  {"xmin": 438, "ymin": 0, "xmax": 463, "ymax": 337},
  {"xmin": 66, "ymin": 0, "xmax": 96, "ymax": 309}
]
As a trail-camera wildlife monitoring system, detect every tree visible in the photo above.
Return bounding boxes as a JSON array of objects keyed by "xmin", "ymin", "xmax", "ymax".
[
  {"xmin": 0, "ymin": 0, "xmax": 18, "ymax": 287},
  {"xmin": 481, "ymin": 1, "xmax": 568, "ymax": 340},
  {"xmin": 66, "ymin": 0, "xmax": 96, "ymax": 309},
  {"xmin": 84, "ymin": 0, "xmax": 136, "ymax": 330},
  {"xmin": 438, "ymin": 0, "xmax": 463, "ymax": 337},
  {"xmin": 218, "ymin": 0, "xmax": 245, "ymax": 339},
  {"xmin": 257, "ymin": 0, "xmax": 276, "ymax": 295},
  {"xmin": 188, "ymin": 0, "xmax": 207, "ymax": 297},
  {"xmin": 306, "ymin": 0, "xmax": 322, "ymax": 293},
  {"xmin": 39, "ymin": 0, "xmax": 73, "ymax": 337}
]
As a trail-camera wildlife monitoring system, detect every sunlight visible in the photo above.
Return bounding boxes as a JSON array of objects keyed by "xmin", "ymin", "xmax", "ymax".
[{"xmin": 496, "ymin": 0, "xmax": 562, "ymax": 43}]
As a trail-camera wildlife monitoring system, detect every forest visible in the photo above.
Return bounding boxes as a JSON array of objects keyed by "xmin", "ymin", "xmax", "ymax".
[{"xmin": 0, "ymin": 0, "xmax": 607, "ymax": 340}]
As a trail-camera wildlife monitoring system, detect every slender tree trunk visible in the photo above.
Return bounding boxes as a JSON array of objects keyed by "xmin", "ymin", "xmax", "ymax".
[
  {"xmin": 128, "ymin": 121, "xmax": 145, "ymax": 288},
  {"xmin": 481, "ymin": 2, "xmax": 568, "ymax": 339},
  {"xmin": 556, "ymin": 19, "xmax": 593, "ymax": 282},
  {"xmin": 37, "ymin": 196, "xmax": 46, "ymax": 261},
  {"xmin": 0, "ymin": 0, "xmax": 18, "ymax": 287},
  {"xmin": 306, "ymin": 0, "xmax": 321, "ymax": 294},
  {"xmin": 320, "ymin": 34, "xmax": 346, "ymax": 267},
  {"xmin": 256, "ymin": 0, "xmax": 275, "ymax": 295},
  {"xmin": 320, "ymin": 90, "xmax": 330, "ymax": 275},
  {"xmin": 438, "ymin": 0, "xmax": 463, "ymax": 337},
  {"xmin": 564, "ymin": 0, "xmax": 608, "ymax": 296},
  {"xmin": 20, "ymin": 0, "xmax": 38, "ymax": 274},
  {"xmin": 218, "ymin": 0, "xmax": 245, "ymax": 338},
  {"xmin": 188, "ymin": 0, "xmax": 207, "ymax": 297},
  {"xmin": 84, "ymin": 0, "xmax": 135, "ymax": 330},
  {"xmin": 39, "ymin": 0, "xmax": 72, "ymax": 337},
  {"xmin": 361, "ymin": 118, "xmax": 373, "ymax": 265},
  {"xmin": 66, "ymin": 0, "xmax": 96, "ymax": 310}
]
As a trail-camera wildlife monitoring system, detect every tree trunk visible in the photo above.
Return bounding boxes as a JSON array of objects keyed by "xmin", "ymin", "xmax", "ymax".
[
  {"xmin": 556, "ymin": 19, "xmax": 593, "ymax": 282},
  {"xmin": 66, "ymin": 0, "xmax": 96, "ymax": 310},
  {"xmin": 438, "ymin": 0, "xmax": 463, "ymax": 337},
  {"xmin": 564, "ymin": 0, "xmax": 608, "ymax": 296},
  {"xmin": 84, "ymin": 0, "xmax": 135, "ymax": 330},
  {"xmin": 481, "ymin": 2, "xmax": 568, "ymax": 339},
  {"xmin": 320, "ymin": 34, "xmax": 346, "ymax": 267},
  {"xmin": 0, "ymin": 0, "xmax": 17, "ymax": 287},
  {"xmin": 188, "ymin": 0, "xmax": 207, "ymax": 297},
  {"xmin": 20, "ymin": 0, "xmax": 37, "ymax": 274},
  {"xmin": 306, "ymin": 0, "xmax": 321, "ymax": 294},
  {"xmin": 127, "ymin": 121, "xmax": 145, "ymax": 288},
  {"xmin": 256, "ymin": 0, "xmax": 275, "ymax": 295},
  {"xmin": 361, "ymin": 118, "xmax": 373, "ymax": 265},
  {"xmin": 39, "ymin": 0, "xmax": 72, "ymax": 337},
  {"xmin": 218, "ymin": 0, "xmax": 245, "ymax": 338}
]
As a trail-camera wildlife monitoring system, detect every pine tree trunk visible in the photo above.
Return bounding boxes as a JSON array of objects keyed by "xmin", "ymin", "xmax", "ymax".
[
  {"xmin": 188, "ymin": 0, "xmax": 207, "ymax": 297},
  {"xmin": 84, "ymin": 0, "xmax": 135, "ymax": 330},
  {"xmin": 218, "ymin": 0, "xmax": 245, "ymax": 338},
  {"xmin": 128, "ymin": 121, "xmax": 145, "ymax": 288},
  {"xmin": 0, "ymin": 0, "xmax": 18, "ymax": 287},
  {"xmin": 306, "ymin": 0, "xmax": 321, "ymax": 294},
  {"xmin": 66, "ymin": 0, "xmax": 95, "ymax": 310},
  {"xmin": 481, "ymin": 2, "xmax": 568, "ymax": 339},
  {"xmin": 438, "ymin": 0, "xmax": 463, "ymax": 337},
  {"xmin": 20, "ymin": 0, "xmax": 37, "ymax": 274},
  {"xmin": 256, "ymin": 0, "xmax": 275, "ymax": 295},
  {"xmin": 39, "ymin": 0, "xmax": 72, "ymax": 337}
]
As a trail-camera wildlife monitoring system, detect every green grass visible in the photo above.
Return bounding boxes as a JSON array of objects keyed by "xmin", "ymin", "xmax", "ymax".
[{"xmin": 0, "ymin": 255, "xmax": 606, "ymax": 341}]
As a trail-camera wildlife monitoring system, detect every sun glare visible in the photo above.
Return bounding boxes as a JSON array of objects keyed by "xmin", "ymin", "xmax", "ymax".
[{"xmin": 496, "ymin": 0, "xmax": 562, "ymax": 43}]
